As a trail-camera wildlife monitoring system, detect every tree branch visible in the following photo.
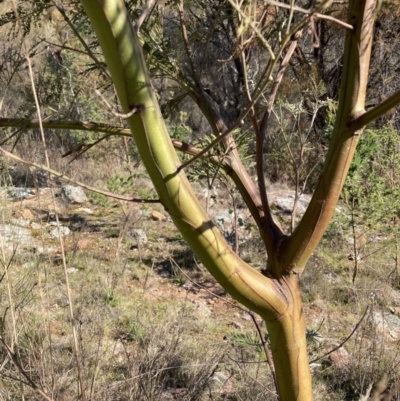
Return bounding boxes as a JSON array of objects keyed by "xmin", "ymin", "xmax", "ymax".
[
  {"xmin": 52, "ymin": 2, "xmax": 110, "ymax": 79},
  {"xmin": 281, "ymin": 0, "xmax": 377, "ymax": 272},
  {"xmin": 257, "ymin": 34, "xmax": 301, "ymax": 271},
  {"xmin": 349, "ymin": 88, "xmax": 400, "ymax": 131},
  {"xmin": 234, "ymin": 5, "xmax": 283, "ymax": 253},
  {"xmin": 310, "ymin": 306, "xmax": 369, "ymax": 363},
  {"xmin": 0, "ymin": 117, "xmax": 254, "ymax": 182},
  {"xmin": 0, "ymin": 117, "xmax": 131, "ymax": 136},
  {"xmin": 177, "ymin": 0, "xmax": 198, "ymax": 85},
  {"xmin": 135, "ymin": 0, "xmax": 157, "ymax": 31},
  {"xmin": 0, "ymin": 147, "xmax": 160, "ymax": 204},
  {"xmin": 265, "ymin": 0, "xmax": 354, "ymax": 31}
]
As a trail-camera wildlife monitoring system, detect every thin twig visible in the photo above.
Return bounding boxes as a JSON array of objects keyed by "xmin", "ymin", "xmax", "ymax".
[
  {"xmin": 0, "ymin": 116, "xmax": 34, "ymax": 146},
  {"xmin": 113, "ymin": 86, "xmax": 135, "ymax": 175},
  {"xmin": 0, "ymin": 117, "xmax": 131, "ymax": 136},
  {"xmin": 227, "ymin": 352, "xmax": 278, "ymax": 396},
  {"xmin": 248, "ymin": 312, "xmax": 278, "ymax": 394},
  {"xmin": 0, "ymin": 118, "xmax": 219, "ymax": 160},
  {"xmin": 310, "ymin": 306, "xmax": 369, "ymax": 363},
  {"xmin": 62, "ymin": 134, "xmax": 114, "ymax": 163},
  {"xmin": 237, "ymin": 7, "xmax": 280, "ymax": 249},
  {"xmin": 95, "ymin": 90, "xmax": 144, "ymax": 119},
  {"xmin": 0, "ymin": 339, "xmax": 55, "ymax": 401},
  {"xmin": 257, "ymin": 34, "xmax": 301, "ymax": 247},
  {"xmin": 0, "ymin": 147, "xmax": 160, "ymax": 204},
  {"xmin": 287, "ymin": 0, "xmax": 296, "ymax": 35},
  {"xmin": 227, "ymin": 356, "xmax": 268, "ymax": 364},
  {"xmin": 0, "ymin": 116, "xmax": 242, "ymax": 184},
  {"xmin": 52, "ymin": 2, "xmax": 110, "ymax": 79},
  {"xmin": 178, "ymin": 1, "xmax": 324, "ymax": 174},
  {"xmin": 135, "ymin": 0, "xmax": 158, "ymax": 31},
  {"xmin": 170, "ymin": 257, "xmax": 247, "ymax": 311},
  {"xmin": 178, "ymin": 0, "xmax": 198, "ymax": 84},
  {"xmin": 265, "ymin": 0, "xmax": 353, "ymax": 30},
  {"xmin": 43, "ymin": 40, "xmax": 99, "ymax": 57},
  {"xmin": 226, "ymin": 0, "xmax": 275, "ymax": 59},
  {"xmin": 351, "ymin": 206, "xmax": 359, "ymax": 284}
]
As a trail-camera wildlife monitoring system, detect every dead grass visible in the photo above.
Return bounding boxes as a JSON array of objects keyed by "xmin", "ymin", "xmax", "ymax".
[
  {"xmin": 0, "ymin": 176, "xmax": 280, "ymax": 400},
  {"xmin": 0, "ymin": 124, "xmax": 398, "ymax": 401}
]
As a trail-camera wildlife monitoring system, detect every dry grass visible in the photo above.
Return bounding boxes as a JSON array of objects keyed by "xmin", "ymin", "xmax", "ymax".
[
  {"xmin": 2, "ymin": 145, "xmax": 400, "ymax": 401},
  {"xmin": 0, "ymin": 135, "xmax": 399, "ymax": 400},
  {"xmin": 0, "ymin": 168, "xmax": 280, "ymax": 400}
]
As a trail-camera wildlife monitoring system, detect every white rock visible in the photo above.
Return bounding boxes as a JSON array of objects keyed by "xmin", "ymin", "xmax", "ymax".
[
  {"xmin": 7, "ymin": 188, "xmax": 35, "ymax": 201},
  {"xmin": 372, "ymin": 311, "xmax": 400, "ymax": 340},
  {"xmin": 31, "ymin": 222, "xmax": 43, "ymax": 230},
  {"xmin": 127, "ymin": 229, "xmax": 148, "ymax": 244},
  {"xmin": 61, "ymin": 185, "xmax": 88, "ymax": 204},
  {"xmin": 272, "ymin": 194, "xmax": 310, "ymax": 214},
  {"xmin": 50, "ymin": 226, "xmax": 71, "ymax": 238},
  {"xmin": 75, "ymin": 207, "xmax": 94, "ymax": 214},
  {"xmin": 197, "ymin": 303, "xmax": 211, "ymax": 318}
]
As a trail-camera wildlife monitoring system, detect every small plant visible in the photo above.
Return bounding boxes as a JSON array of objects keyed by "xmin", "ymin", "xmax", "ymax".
[
  {"xmin": 173, "ymin": 232, "xmax": 183, "ymax": 241},
  {"xmin": 339, "ymin": 124, "xmax": 400, "ymax": 282},
  {"xmin": 103, "ymin": 289, "xmax": 120, "ymax": 307},
  {"xmin": 171, "ymin": 263, "xmax": 187, "ymax": 286},
  {"xmin": 167, "ymin": 111, "xmax": 192, "ymax": 142},
  {"xmin": 106, "ymin": 173, "xmax": 133, "ymax": 195},
  {"xmin": 230, "ymin": 331, "xmax": 265, "ymax": 355},
  {"xmin": 88, "ymin": 191, "xmax": 110, "ymax": 207},
  {"xmin": 306, "ymin": 328, "xmax": 323, "ymax": 346},
  {"xmin": 119, "ymin": 318, "xmax": 147, "ymax": 343}
]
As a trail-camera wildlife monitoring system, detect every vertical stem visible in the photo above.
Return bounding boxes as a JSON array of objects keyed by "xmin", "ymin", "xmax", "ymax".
[
  {"xmin": 113, "ymin": 87, "xmax": 134, "ymax": 176},
  {"xmin": 291, "ymin": 165, "xmax": 300, "ymax": 234},
  {"xmin": 394, "ymin": 218, "xmax": 399, "ymax": 276},
  {"xmin": 281, "ymin": 0, "xmax": 377, "ymax": 271},
  {"xmin": 351, "ymin": 203, "xmax": 359, "ymax": 284},
  {"xmin": 263, "ymin": 276, "xmax": 312, "ymax": 401},
  {"xmin": 138, "ymin": 241, "xmax": 143, "ymax": 265},
  {"xmin": 232, "ymin": 192, "xmax": 239, "ymax": 254},
  {"xmin": 123, "ymin": 136, "xmax": 134, "ymax": 175},
  {"xmin": 249, "ymin": 312, "xmax": 278, "ymax": 394}
]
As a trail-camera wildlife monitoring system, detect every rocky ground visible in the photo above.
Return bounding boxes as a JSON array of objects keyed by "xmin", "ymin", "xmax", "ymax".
[{"xmin": 0, "ymin": 175, "xmax": 399, "ymax": 400}]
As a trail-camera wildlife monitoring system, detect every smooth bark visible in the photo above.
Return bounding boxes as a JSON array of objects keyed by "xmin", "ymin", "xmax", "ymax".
[
  {"xmin": 79, "ymin": 1, "xmax": 312, "ymax": 399},
  {"xmin": 1, "ymin": 0, "xmax": 395, "ymax": 399}
]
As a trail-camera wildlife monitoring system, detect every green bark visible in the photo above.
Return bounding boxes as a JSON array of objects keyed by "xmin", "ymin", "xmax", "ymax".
[
  {"xmin": 77, "ymin": 1, "xmax": 383, "ymax": 400},
  {"xmin": 281, "ymin": 0, "xmax": 376, "ymax": 271},
  {"xmin": 79, "ymin": 1, "xmax": 311, "ymax": 399},
  {"xmin": 77, "ymin": 0, "xmax": 283, "ymax": 318}
]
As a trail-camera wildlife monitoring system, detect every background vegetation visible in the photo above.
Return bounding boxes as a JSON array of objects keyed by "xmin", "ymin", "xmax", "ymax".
[{"xmin": 0, "ymin": 0, "xmax": 399, "ymax": 399}]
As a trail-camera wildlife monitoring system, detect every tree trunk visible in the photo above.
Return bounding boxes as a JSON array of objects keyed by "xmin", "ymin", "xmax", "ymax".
[
  {"xmin": 263, "ymin": 275, "xmax": 312, "ymax": 400},
  {"xmin": 78, "ymin": 0, "xmax": 378, "ymax": 400}
]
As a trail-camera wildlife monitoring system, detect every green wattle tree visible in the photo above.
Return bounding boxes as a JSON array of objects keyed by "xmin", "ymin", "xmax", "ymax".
[{"xmin": 1, "ymin": 0, "xmax": 396, "ymax": 399}]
